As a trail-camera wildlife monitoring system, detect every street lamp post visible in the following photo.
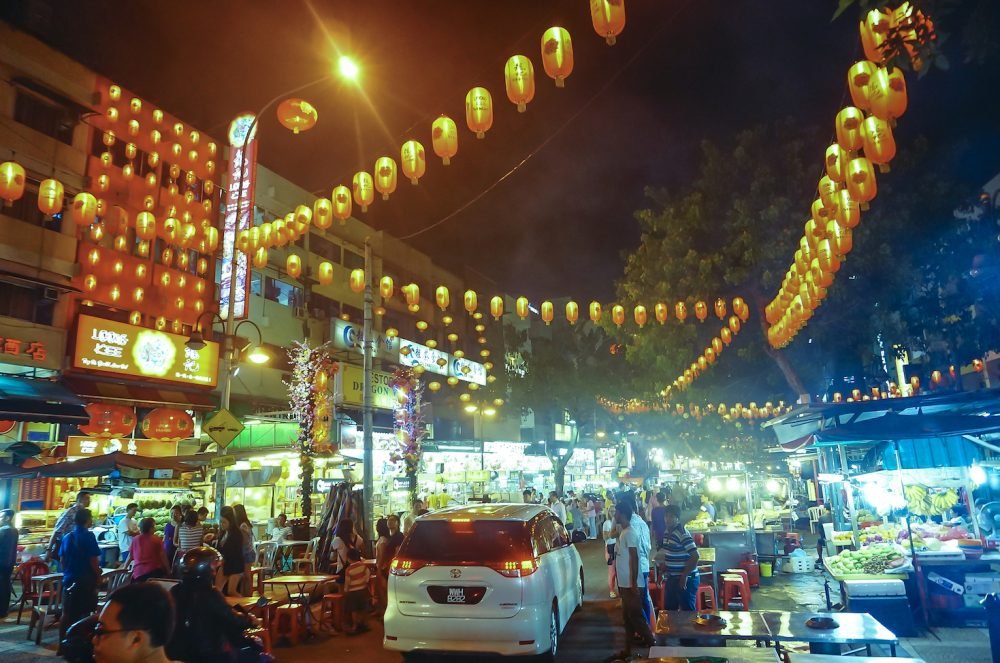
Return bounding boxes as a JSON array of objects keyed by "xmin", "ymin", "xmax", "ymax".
[{"xmin": 362, "ymin": 238, "xmax": 374, "ymax": 531}]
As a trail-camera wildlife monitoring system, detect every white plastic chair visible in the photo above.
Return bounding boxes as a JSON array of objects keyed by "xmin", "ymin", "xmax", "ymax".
[{"xmin": 807, "ymin": 506, "xmax": 825, "ymax": 534}]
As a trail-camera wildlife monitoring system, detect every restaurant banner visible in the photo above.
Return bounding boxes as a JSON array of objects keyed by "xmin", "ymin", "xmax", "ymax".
[
  {"xmin": 398, "ymin": 338, "xmax": 448, "ymax": 375},
  {"xmin": 330, "ymin": 319, "xmax": 399, "ymax": 358},
  {"xmin": 66, "ymin": 436, "xmax": 178, "ymax": 458},
  {"xmin": 335, "ymin": 364, "xmax": 397, "ymax": 410},
  {"xmin": 0, "ymin": 316, "xmax": 65, "ymax": 371},
  {"xmin": 73, "ymin": 313, "xmax": 219, "ymax": 387}
]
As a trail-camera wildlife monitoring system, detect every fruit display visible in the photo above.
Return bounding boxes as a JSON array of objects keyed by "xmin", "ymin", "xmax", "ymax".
[
  {"xmin": 904, "ymin": 484, "xmax": 959, "ymax": 516},
  {"xmin": 827, "ymin": 543, "xmax": 907, "ymax": 576}
]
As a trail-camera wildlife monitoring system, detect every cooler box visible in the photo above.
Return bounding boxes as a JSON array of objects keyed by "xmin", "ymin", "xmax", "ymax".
[{"xmin": 844, "ymin": 579, "xmax": 917, "ymax": 637}]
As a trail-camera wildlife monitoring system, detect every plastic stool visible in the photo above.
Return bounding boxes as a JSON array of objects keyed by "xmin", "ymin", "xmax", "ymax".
[
  {"xmin": 720, "ymin": 575, "xmax": 748, "ymax": 610},
  {"xmin": 273, "ymin": 604, "xmax": 304, "ymax": 645},
  {"xmin": 725, "ymin": 568, "xmax": 752, "ymax": 602},
  {"xmin": 322, "ymin": 592, "xmax": 345, "ymax": 631},
  {"xmin": 695, "ymin": 584, "xmax": 716, "ymax": 612}
]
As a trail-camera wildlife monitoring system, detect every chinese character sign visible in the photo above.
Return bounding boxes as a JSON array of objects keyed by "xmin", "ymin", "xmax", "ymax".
[{"xmin": 220, "ymin": 113, "xmax": 257, "ymax": 321}]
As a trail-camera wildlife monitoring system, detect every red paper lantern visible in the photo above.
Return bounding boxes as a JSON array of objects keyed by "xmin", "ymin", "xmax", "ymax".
[
  {"xmin": 79, "ymin": 403, "xmax": 136, "ymax": 439},
  {"xmin": 141, "ymin": 408, "xmax": 194, "ymax": 442}
]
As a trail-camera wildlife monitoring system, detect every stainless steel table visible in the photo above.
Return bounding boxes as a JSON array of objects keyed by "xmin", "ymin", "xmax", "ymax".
[
  {"xmin": 646, "ymin": 645, "xmax": 779, "ymax": 662},
  {"xmin": 654, "ymin": 610, "xmax": 770, "ymax": 643},
  {"xmin": 758, "ymin": 610, "xmax": 899, "ymax": 656},
  {"xmin": 788, "ymin": 656, "xmax": 923, "ymax": 663}
]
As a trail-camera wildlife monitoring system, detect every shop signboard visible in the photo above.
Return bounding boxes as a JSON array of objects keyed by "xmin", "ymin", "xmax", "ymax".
[
  {"xmin": 139, "ymin": 479, "xmax": 187, "ymax": 489},
  {"xmin": 336, "ymin": 364, "xmax": 397, "ymax": 410},
  {"xmin": 398, "ymin": 338, "xmax": 448, "ymax": 376},
  {"xmin": 210, "ymin": 455, "xmax": 237, "ymax": 469},
  {"xmin": 448, "ymin": 356, "xmax": 486, "ymax": 386},
  {"xmin": 66, "ymin": 436, "xmax": 178, "ymax": 458},
  {"xmin": 220, "ymin": 113, "xmax": 256, "ymax": 321},
  {"xmin": 73, "ymin": 314, "xmax": 219, "ymax": 387},
  {"xmin": 392, "ymin": 476, "xmax": 414, "ymax": 491},
  {"xmin": 331, "ymin": 319, "xmax": 399, "ymax": 358},
  {"xmin": 0, "ymin": 317, "xmax": 65, "ymax": 371}
]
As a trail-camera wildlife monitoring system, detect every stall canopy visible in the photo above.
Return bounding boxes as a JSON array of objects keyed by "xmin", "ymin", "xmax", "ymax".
[
  {"xmin": 0, "ymin": 375, "xmax": 87, "ymax": 423},
  {"xmin": 765, "ymin": 388, "xmax": 1000, "ymax": 451},
  {"xmin": 2, "ymin": 451, "xmax": 200, "ymax": 479},
  {"xmin": 63, "ymin": 376, "xmax": 218, "ymax": 410}
]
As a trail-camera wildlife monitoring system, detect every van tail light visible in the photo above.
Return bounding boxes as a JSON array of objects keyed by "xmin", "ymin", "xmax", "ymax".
[
  {"xmin": 491, "ymin": 558, "xmax": 538, "ymax": 578},
  {"xmin": 390, "ymin": 557, "xmax": 426, "ymax": 576}
]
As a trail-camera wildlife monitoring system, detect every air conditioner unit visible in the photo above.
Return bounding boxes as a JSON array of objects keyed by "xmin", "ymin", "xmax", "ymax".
[{"xmin": 43, "ymin": 287, "xmax": 59, "ymax": 301}]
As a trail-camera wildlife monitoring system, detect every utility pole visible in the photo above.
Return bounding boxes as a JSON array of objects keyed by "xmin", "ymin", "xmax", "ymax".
[{"xmin": 362, "ymin": 237, "xmax": 374, "ymax": 534}]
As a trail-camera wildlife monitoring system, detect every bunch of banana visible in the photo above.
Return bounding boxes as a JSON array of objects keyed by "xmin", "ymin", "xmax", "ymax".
[
  {"xmin": 905, "ymin": 484, "xmax": 932, "ymax": 516},
  {"xmin": 930, "ymin": 489, "xmax": 959, "ymax": 514}
]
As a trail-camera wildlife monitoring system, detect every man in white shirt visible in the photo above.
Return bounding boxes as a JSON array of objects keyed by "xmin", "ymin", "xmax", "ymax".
[
  {"xmin": 548, "ymin": 492, "xmax": 567, "ymax": 524},
  {"xmin": 614, "ymin": 500, "xmax": 654, "ymax": 653},
  {"xmin": 117, "ymin": 503, "xmax": 139, "ymax": 565},
  {"xmin": 629, "ymin": 507, "xmax": 654, "ymax": 623},
  {"xmin": 270, "ymin": 513, "xmax": 292, "ymax": 541}
]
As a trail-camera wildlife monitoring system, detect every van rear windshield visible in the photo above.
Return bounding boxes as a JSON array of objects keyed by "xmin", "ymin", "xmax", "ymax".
[{"xmin": 399, "ymin": 520, "xmax": 530, "ymax": 562}]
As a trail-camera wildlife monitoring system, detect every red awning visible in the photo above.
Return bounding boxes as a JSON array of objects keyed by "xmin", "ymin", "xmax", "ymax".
[{"xmin": 63, "ymin": 377, "xmax": 218, "ymax": 410}]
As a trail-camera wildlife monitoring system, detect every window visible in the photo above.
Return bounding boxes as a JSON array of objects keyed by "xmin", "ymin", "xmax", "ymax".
[
  {"xmin": 530, "ymin": 517, "xmax": 551, "ymax": 556},
  {"xmin": 14, "ymin": 88, "xmax": 75, "ymax": 145},
  {"xmin": 310, "ymin": 293, "xmax": 340, "ymax": 318},
  {"xmin": 310, "ymin": 234, "xmax": 341, "ymax": 263},
  {"xmin": 398, "ymin": 520, "xmax": 530, "ymax": 562},
  {"xmin": 0, "ymin": 281, "xmax": 54, "ymax": 325},
  {"xmin": 249, "ymin": 271, "xmax": 263, "ymax": 296},
  {"xmin": 343, "ymin": 249, "xmax": 364, "ymax": 271},
  {"xmin": 263, "ymin": 277, "xmax": 302, "ymax": 308},
  {"xmin": 1, "ymin": 179, "xmax": 64, "ymax": 231}
]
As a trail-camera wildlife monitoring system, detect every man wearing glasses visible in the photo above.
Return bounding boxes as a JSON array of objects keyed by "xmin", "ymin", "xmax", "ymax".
[{"xmin": 92, "ymin": 583, "xmax": 179, "ymax": 663}]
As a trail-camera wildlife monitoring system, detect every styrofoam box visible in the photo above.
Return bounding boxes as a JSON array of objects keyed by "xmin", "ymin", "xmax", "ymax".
[
  {"xmin": 965, "ymin": 572, "xmax": 1000, "ymax": 595},
  {"xmin": 786, "ymin": 557, "xmax": 814, "ymax": 573},
  {"xmin": 844, "ymin": 579, "xmax": 906, "ymax": 597}
]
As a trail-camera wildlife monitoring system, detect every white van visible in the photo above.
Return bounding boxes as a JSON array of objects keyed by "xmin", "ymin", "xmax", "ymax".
[{"xmin": 383, "ymin": 503, "xmax": 584, "ymax": 659}]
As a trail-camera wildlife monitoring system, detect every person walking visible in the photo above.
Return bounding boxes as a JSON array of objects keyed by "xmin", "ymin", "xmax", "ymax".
[
  {"xmin": 662, "ymin": 504, "xmax": 700, "ymax": 610},
  {"xmin": 603, "ymin": 504, "xmax": 619, "ymax": 599},
  {"xmin": 232, "ymin": 504, "xmax": 255, "ymax": 594},
  {"xmin": 628, "ymin": 498, "xmax": 654, "ymax": 624},
  {"xmin": 47, "ymin": 491, "xmax": 90, "ymax": 563},
  {"xmin": 585, "ymin": 497, "xmax": 598, "ymax": 540},
  {"xmin": 213, "ymin": 509, "xmax": 244, "ymax": 596},
  {"xmin": 128, "ymin": 517, "xmax": 170, "ymax": 581},
  {"xmin": 614, "ymin": 501, "xmax": 655, "ymax": 656},
  {"xmin": 117, "ymin": 503, "xmax": 140, "ymax": 566},
  {"xmin": 0, "ymin": 509, "xmax": 17, "ymax": 616},
  {"xmin": 59, "ymin": 508, "xmax": 101, "ymax": 643}
]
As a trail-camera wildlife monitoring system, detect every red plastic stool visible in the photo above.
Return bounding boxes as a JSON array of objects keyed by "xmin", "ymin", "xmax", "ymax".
[
  {"xmin": 725, "ymin": 568, "xmax": 752, "ymax": 602},
  {"xmin": 273, "ymin": 604, "xmax": 304, "ymax": 645},
  {"xmin": 720, "ymin": 574, "xmax": 748, "ymax": 610},
  {"xmin": 695, "ymin": 584, "xmax": 716, "ymax": 612},
  {"xmin": 322, "ymin": 592, "xmax": 345, "ymax": 631}
]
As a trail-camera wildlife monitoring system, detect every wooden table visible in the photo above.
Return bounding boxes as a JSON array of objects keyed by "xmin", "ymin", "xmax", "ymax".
[
  {"xmin": 645, "ymin": 646, "xmax": 778, "ymax": 662},
  {"xmin": 262, "ymin": 575, "xmax": 335, "ymax": 634},
  {"xmin": 225, "ymin": 594, "xmax": 279, "ymax": 631}
]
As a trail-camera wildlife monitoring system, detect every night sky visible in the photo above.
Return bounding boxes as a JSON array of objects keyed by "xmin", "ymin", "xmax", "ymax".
[{"xmin": 4, "ymin": 1, "xmax": 999, "ymax": 302}]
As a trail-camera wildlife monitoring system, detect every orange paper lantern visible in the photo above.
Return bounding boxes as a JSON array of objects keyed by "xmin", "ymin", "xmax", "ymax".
[
  {"xmin": 565, "ymin": 300, "xmax": 579, "ymax": 324},
  {"xmin": 286, "ymin": 254, "xmax": 302, "ymax": 279},
  {"xmin": 37, "ymin": 178, "xmax": 64, "ymax": 216},
  {"xmin": 694, "ymin": 301, "xmax": 708, "ymax": 322},
  {"xmin": 490, "ymin": 296, "xmax": 504, "ymax": 320},
  {"xmin": 379, "ymin": 276, "xmax": 394, "ymax": 299},
  {"xmin": 0, "ymin": 161, "xmax": 26, "ymax": 204},
  {"xmin": 80, "ymin": 403, "xmax": 136, "ymax": 439},
  {"xmin": 400, "ymin": 140, "xmax": 426, "ymax": 185},
  {"xmin": 590, "ymin": 0, "xmax": 626, "ymax": 45},
  {"xmin": 611, "ymin": 305, "xmax": 625, "ymax": 327},
  {"xmin": 654, "ymin": 302, "xmax": 669, "ymax": 324},
  {"xmin": 674, "ymin": 301, "xmax": 687, "ymax": 322},
  {"xmin": 516, "ymin": 296, "xmax": 530, "ymax": 320},
  {"xmin": 332, "ymin": 185, "xmax": 352, "ymax": 222},
  {"xmin": 633, "ymin": 305, "xmax": 647, "ymax": 327},
  {"xmin": 431, "ymin": 115, "xmax": 458, "ymax": 165},
  {"xmin": 313, "ymin": 198, "xmax": 333, "ymax": 229},
  {"xmin": 350, "ymin": 269, "xmax": 365, "ymax": 293},
  {"xmin": 141, "ymin": 408, "xmax": 194, "ymax": 442},
  {"xmin": 352, "ymin": 171, "xmax": 374, "ymax": 212},
  {"xmin": 504, "ymin": 55, "xmax": 536, "ymax": 112},
  {"xmin": 541, "ymin": 27, "xmax": 574, "ymax": 87},
  {"xmin": 835, "ymin": 107, "xmax": 865, "ymax": 153},
  {"xmin": 541, "ymin": 301, "xmax": 554, "ymax": 325},
  {"xmin": 275, "ymin": 98, "xmax": 318, "ymax": 134},
  {"xmin": 374, "ymin": 156, "xmax": 398, "ymax": 200}
]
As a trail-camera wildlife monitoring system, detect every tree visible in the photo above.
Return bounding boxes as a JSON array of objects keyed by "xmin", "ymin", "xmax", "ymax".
[{"xmin": 506, "ymin": 320, "xmax": 628, "ymax": 494}]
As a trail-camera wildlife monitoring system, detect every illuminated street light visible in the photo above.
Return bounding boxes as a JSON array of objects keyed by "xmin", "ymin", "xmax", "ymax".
[
  {"xmin": 338, "ymin": 55, "xmax": 360, "ymax": 81},
  {"xmin": 482, "ymin": 407, "xmax": 497, "ymax": 417},
  {"xmin": 464, "ymin": 404, "xmax": 479, "ymax": 413}
]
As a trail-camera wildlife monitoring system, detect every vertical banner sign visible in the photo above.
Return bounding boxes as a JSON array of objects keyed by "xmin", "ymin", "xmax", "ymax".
[{"xmin": 220, "ymin": 113, "xmax": 257, "ymax": 320}]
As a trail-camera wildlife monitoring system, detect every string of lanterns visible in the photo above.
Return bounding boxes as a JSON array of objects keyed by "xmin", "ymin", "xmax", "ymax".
[
  {"xmin": 663, "ymin": 302, "xmax": 750, "ymax": 400},
  {"xmin": 672, "ymin": 400, "xmax": 793, "ymax": 422},
  {"xmin": 765, "ymin": 2, "xmax": 932, "ymax": 350}
]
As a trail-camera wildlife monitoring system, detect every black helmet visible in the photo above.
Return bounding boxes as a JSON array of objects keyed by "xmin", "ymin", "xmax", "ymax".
[
  {"xmin": 59, "ymin": 614, "xmax": 97, "ymax": 663},
  {"xmin": 179, "ymin": 546, "xmax": 222, "ymax": 585}
]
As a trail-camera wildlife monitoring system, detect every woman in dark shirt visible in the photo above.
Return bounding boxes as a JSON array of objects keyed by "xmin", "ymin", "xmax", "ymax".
[{"xmin": 214, "ymin": 511, "xmax": 245, "ymax": 596}]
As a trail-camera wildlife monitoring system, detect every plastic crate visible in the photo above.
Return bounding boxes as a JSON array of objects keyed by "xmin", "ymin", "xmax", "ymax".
[{"xmin": 786, "ymin": 556, "xmax": 814, "ymax": 573}]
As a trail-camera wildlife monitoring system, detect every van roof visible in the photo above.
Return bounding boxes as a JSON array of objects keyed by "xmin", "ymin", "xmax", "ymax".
[{"xmin": 418, "ymin": 503, "xmax": 551, "ymax": 522}]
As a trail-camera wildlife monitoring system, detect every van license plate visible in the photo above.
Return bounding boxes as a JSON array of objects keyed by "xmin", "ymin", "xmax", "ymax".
[
  {"xmin": 447, "ymin": 587, "xmax": 466, "ymax": 603},
  {"xmin": 427, "ymin": 585, "xmax": 486, "ymax": 605}
]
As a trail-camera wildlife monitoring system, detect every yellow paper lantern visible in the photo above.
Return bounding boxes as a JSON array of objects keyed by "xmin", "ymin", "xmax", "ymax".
[
  {"xmin": 431, "ymin": 114, "xmax": 458, "ymax": 165},
  {"xmin": 694, "ymin": 300, "xmax": 708, "ymax": 322},
  {"xmin": 465, "ymin": 87, "xmax": 494, "ymax": 139},
  {"xmin": 374, "ymin": 156, "xmax": 397, "ymax": 200},
  {"xmin": 654, "ymin": 302, "xmax": 669, "ymax": 324},
  {"xmin": 633, "ymin": 304, "xmax": 647, "ymax": 327},
  {"xmin": 728, "ymin": 315, "xmax": 741, "ymax": 334},
  {"xmin": 37, "ymin": 178, "xmax": 64, "ymax": 216},
  {"xmin": 565, "ymin": 300, "xmax": 579, "ymax": 325},
  {"xmin": 589, "ymin": 301, "xmax": 603, "ymax": 322},
  {"xmin": 286, "ymin": 254, "xmax": 302, "ymax": 279},
  {"xmin": 69, "ymin": 192, "xmax": 98, "ymax": 226},
  {"xmin": 0, "ymin": 161, "xmax": 27, "ymax": 204},
  {"xmin": 846, "ymin": 157, "xmax": 877, "ymax": 209},
  {"xmin": 332, "ymin": 185, "xmax": 352, "ymax": 222},
  {"xmin": 611, "ymin": 304, "xmax": 625, "ymax": 327},
  {"xmin": 400, "ymin": 140, "xmax": 426, "ymax": 185},
  {"xmin": 835, "ymin": 107, "xmax": 865, "ymax": 153},
  {"xmin": 674, "ymin": 301, "xmax": 688, "ymax": 322},
  {"xmin": 350, "ymin": 269, "xmax": 365, "ymax": 293},
  {"xmin": 859, "ymin": 8, "xmax": 891, "ymax": 63},
  {"xmin": 835, "ymin": 189, "xmax": 860, "ymax": 229},
  {"xmin": 252, "ymin": 246, "xmax": 268, "ymax": 269},
  {"xmin": 435, "ymin": 286, "xmax": 450, "ymax": 310},
  {"xmin": 515, "ymin": 296, "xmax": 530, "ymax": 320},
  {"xmin": 428, "ymin": 381, "xmax": 441, "ymax": 392},
  {"xmin": 590, "ymin": 0, "xmax": 626, "ymax": 45},
  {"xmin": 714, "ymin": 298, "xmax": 727, "ymax": 320},
  {"xmin": 848, "ymin": 60, "xmax": 876, "ymax": 111},
  {"xmin": 352, "ymin": 171, "xmax": 374, "ymax": 212},
  {"xmin": 463, "ymin": 290, "xmax": 478, "ymax": 314},
  {"xmin": 868, "ymin": 66, "xmax": 907, "ymax": 123},
  {"xmin": 720, "ymin": 327, "xmax": 733, "ymax": 345},
  {"xmin": 861, "ymin": 115, "xmax": 896, "ymax": 172},
  {"xmin": 416, "ymin": 320, "xmax": 429, "ymax": 332},
  {"xmin": 313, "ymin": 198, "xmax": 333, "ymax": 230},
  {"xmin": 711, "ymin": 337, "xmax": 723, "ymax": 354},
  {"xmin": 404, "ymin": 283, "xmax": 420, "ymax": 307},
  {"xmin": 541, "ymin": 27, "xmax": 574, "ymax": 87},
  {"xmin": 541, "ymin": 301, "xmax": 554, "ymax": 325},
  {"xmin": 490, "ymin": 295, "xmax": 504, "ymax": 320},
  {"xmin": 504, "ymin": 55, "xmax": 535, "ymax": 112},
  {"xmin": 825, "ymin": 144, "xmax": 847, "ymax": 184}
]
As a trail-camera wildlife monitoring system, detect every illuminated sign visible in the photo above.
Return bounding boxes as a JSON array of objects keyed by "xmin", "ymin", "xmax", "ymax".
[
  {"xmin": 139, "ymin": 479, "xmax": 188, "ymax": 489},
  {"xmin": 449, "ymin": 356, "xmax": 486, "ymax": 386},
  {"xmin": 0, "ymin": 319, "xmax": 66, "ymax": 371},
  {"xmin": 66, "ymin": 436, "xmax": 178, "ymax": 458},
  {"xmin": 220, "ymin": 113, "xmax": 257, "ymax": 321},
  {"xmin": 336, "ymin": 364, "xmax": 398, "ymax": 410},
  {"xmin": 331, "ymin": 319, "xmax": 399, "ymax": 358},
  {"xmin": 398, "ymin": 338, "xmax": 448, "ymax": 376},
  {"xmin": 73, "ymin": 314, "xmax": 219, "ymax": 387}
]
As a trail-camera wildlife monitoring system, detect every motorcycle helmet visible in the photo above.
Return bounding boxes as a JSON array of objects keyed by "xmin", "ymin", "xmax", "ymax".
[
  {"xmin": 179, "ymin": 546, "xmax": 222, "ymax": 586},
  {"xmin": 60, "ymin": 614, "xmax": 98, "ymax": 663}
]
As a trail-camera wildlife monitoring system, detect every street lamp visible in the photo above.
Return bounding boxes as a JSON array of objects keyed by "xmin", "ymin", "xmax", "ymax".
[
  {"xmin": 187, "ymin": 314, "xmax": 269, "ymax": 368},
  {"xmin": 213, "ymin": 56, "xmax": 361, "ymax": 521}
]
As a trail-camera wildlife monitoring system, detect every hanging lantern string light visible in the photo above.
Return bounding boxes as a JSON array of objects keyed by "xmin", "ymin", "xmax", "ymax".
[
  {"xmin": 661, "ymin": 315, "xmax": 746, "ymax": 402},
  {"xmin": 764, "ymin": 3, "xmax": 927, "ymax": 351}
]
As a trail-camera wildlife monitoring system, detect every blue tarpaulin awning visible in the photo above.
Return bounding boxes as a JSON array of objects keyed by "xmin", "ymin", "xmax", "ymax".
[{"xmin": 0, "ymin": 375, "xmax": 87, "ymax": 423}]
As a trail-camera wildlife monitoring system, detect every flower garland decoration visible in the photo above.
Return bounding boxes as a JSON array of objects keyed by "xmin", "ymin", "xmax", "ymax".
[
  {"xmin": 389, "ymin": 367, "xmax": 426, "ymax": 502},
  {"xmin": 286, "ymin": 340, "xmax": 337, "ymax": 516}
]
